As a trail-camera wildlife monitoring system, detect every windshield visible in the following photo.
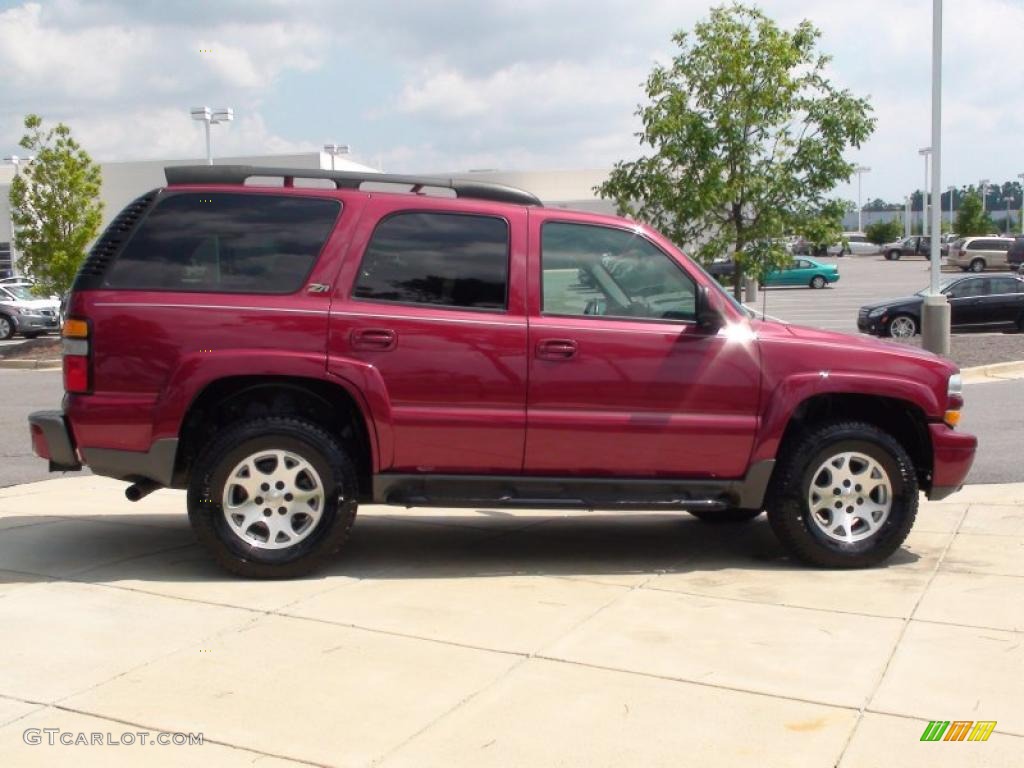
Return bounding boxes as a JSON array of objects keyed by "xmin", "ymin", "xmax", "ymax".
[
  {"xmin": 915, "ymin": 278, "xmax": 959, "ymax": 296},
  {"xmin": 3, "ymin": 286, "xmax": 35, "ymax": 301}
]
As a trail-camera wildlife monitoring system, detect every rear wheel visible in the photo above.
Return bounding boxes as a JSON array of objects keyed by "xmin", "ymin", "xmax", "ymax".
[
  {"xmin": 810, "ymin": 275, "xmax": 827, "ymax": 289},
  {"xmin": 766, "ymin": 421, "xmax": 917, "ymax": 568},
  {"xmin": 188, "ymin": 416, "xmax": 359, "ymax": 578},
  {"xmin": 689, "ymin": 509, "xmax": 762, "ymax": 523},
  {"xmin": 886, "ymin": 314, "xmax": 917, "ymax": 338},
  {"xmin": 969, "ymin": 258, "xmax": 986, "ymax": 273}
]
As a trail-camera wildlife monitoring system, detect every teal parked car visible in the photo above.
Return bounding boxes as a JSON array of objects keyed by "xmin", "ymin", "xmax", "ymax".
[{"xmin": 764, "ymin": 258, "xmax": 839, "ymax": 289}]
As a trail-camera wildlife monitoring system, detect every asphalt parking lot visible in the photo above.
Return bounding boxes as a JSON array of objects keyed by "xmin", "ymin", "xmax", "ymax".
[{"xmin": 750, "ymin": 253, "xmax": 942, "ymax": 333}]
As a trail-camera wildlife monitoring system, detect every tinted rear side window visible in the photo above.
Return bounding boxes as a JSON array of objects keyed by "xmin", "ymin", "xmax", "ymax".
[
  {"xmin": 104, "ymin": 193, "xmax": 340, "ymax": 293},
  {"xmin": 353, "ymin": 212, "xmax": 509, "ymax": 310}
]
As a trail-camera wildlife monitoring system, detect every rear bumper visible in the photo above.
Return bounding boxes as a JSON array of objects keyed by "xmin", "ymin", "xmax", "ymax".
[
  {"xmin": 927, "ymin": 423, "xmax": 977, "ymax": 500},
  {"xmin": 28, "ymin": 410, "xmax": 82, "ymax": 472}
]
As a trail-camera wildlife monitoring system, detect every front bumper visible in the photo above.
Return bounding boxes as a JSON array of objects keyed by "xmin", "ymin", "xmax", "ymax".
[
  {"xmin": 927, "ymin": 423, "xmax": 977, "ymax": 500},
  {"xmin": 15, "ymin": 314, "xmax": 60, "ymax": 333},
  {"xmin": 856, "ymin": 315, "xmax": 885, "ymax": 335},
  {"xmin": 28, "ymin": 410, "xmax": 82, "ymax": 472}
]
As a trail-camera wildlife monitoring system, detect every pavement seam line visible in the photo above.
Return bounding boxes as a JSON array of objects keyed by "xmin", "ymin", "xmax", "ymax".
[
  {"xmin": 831, "ymin": 502, "xmax": 971, "ymax": 767},
  {"xmin": 366, "ymin": 567, "xmax": 676, "ymax": 766}
]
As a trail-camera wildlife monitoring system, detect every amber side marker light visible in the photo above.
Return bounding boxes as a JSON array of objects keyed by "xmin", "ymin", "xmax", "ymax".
[
  {"xmin": 62, "ymin": 319, "xmax": 89, "ymax": 339},
  {"xmin": 944, "ymin": 373, "xmax": 963, "ymax": 428}
]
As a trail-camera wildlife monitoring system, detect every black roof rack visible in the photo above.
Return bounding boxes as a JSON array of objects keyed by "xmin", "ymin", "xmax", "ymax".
[{"xmin": 164, "ymin": 165, "xmax": 543, "ymax": 207}]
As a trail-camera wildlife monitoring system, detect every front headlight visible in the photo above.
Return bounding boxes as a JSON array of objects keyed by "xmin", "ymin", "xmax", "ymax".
[{"xmin": 868, "ymin": 307, "xmax": 886, "ymax": 318}]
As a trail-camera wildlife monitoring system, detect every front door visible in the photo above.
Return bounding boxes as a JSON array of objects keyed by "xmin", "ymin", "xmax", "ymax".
[
  {"xmin": 524, "ymin": 218, "xmax": 761, "ymax": 478},
  {"xmin": 946, "ymin": 277, "xmax": 989, "ymax": 327},
  {"xmin": 328, "ymin": 200, "xmax": 528, "ymax": 474}
]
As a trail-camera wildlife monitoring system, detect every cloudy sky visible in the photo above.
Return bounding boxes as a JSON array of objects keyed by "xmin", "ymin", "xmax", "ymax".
[{"xmin": 1, "ymin": 0, "xmax": 1021, "ymax": 202}]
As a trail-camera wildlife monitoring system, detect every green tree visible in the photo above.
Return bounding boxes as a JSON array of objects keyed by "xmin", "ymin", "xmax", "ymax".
[
  {"xmin": 954, "ymin": 191, "xmax": 994, "ymax": 237},
  {"xmin": 8, "ymin": 114, "xmax": 103, "ymax": 296},
  {"xmin": 597, "ymin": 3, "xmax": 874, "ymax": 297},
  {"xmin": 864, "ymin": 218, "xmax": 903, "ymax": 245}
]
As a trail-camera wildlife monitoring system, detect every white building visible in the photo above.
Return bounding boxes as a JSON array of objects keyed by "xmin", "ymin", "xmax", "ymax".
[{"xmin": 0, "ymin": 151, "xmax": 380, "ymax": 276}]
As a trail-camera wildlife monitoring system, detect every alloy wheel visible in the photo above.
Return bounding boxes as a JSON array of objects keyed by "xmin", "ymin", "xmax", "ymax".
[
  {"xmin": 888, "ymin": 316, "xmax": 916, "ymax": 338},
  {"xmin": 806, "ymin": 451, "xmax": 892, "ymax": 543},
  {"xmin": 221, "ymin": 449, "xmax": 325, "ymax": 550}
]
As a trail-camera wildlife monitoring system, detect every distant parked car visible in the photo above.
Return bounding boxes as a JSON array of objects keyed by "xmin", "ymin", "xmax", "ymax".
[
  {"xmin": 0, "ymin": 284, "xmax": 61, "ymax": 340},
  {"xmin": 857, "ymin": 273, "xmax": 1024, "ymax": 338},
  {"xmin": 824, "ymin": 233, "xmax": 875, "ymax": 256},
  {"xmin": 946, "ymin": 236, "xmax": 1013, "ymax": 272},
  {"xmin": 882, "ymin": 236, "xmax": 931, "ymax": 260},
  {"xmin": 765, "ymin": 258, "xmax": 839, "ymax": 288},
  {"xmin": 707, "ymin": 259, "xmax": 735, "ymax": 281},
  {"xmin": 1007, "ymin": 235, "xmax": 1024, "ymax": 271}
]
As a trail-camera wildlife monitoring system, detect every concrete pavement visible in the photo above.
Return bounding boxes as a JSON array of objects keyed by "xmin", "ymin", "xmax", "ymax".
[{"xmin": 0, "ymin": 476, "xmax": 1022, "ymax": 766}]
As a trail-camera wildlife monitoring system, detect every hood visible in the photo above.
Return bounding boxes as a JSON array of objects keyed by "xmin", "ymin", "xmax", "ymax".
[
  {"xmin": 778, "ymin": 321, "xmax": 946, "ymax": 362},
  {"xmin": 2, "ymin": 297, "xmax": 59, "ymax": 310},
  {"xmin": 859, "ymin": 295, "xmax": 923, "ymax": 312},
  {"xmin": 882, "ymin": 240, "xmax": 903, "ymax": 249}
]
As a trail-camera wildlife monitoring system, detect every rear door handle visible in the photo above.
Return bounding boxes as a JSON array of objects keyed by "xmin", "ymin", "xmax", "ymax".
[
  {"xmin": 536, "ymin": 338, "xmax": 578, "ymax": 360},
  {"xmin": 351, "ymin": 328, "xmax": 397, "ymax": 351}
]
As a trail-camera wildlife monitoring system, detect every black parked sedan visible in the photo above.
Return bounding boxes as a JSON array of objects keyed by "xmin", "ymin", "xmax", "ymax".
[{"xmin": 857, "ymin": 273, "xmax": 1024, "ymax": 338}]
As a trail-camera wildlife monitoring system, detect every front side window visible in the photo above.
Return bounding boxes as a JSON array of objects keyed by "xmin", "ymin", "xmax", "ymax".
[
  {"xmin": 541, "ymin": 222, "xmax": 696, "ymax": 321},
  {"xmin": 947, "ymin": 279, "xmax": 988, "ymax": 299},
  {"xmin": 104, "ymin": 193, "xmax": 341, "ymax": 293},
  {"xmin": 353, "ymin": 212, "xmax": 509, "ymax": 310}
]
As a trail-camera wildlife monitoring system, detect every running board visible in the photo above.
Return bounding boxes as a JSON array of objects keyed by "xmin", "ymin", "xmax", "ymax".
[{"xmin": 371, "ymin": 466, "xmax": 777, "ymax": 512}]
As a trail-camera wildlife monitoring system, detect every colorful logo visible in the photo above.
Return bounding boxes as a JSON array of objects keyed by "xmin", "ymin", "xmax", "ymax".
[{"xmin": 920, "ymin": 720, "xmax": 997, "ymax": 742}]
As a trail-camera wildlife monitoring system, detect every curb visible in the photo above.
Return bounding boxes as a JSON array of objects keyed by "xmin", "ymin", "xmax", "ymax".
[
  {"xmin": 0, "ymin": 359, "xmax": 61, "ymax": 370},
  {"xmin": 960, "ymin": 360, "xmax": 1024, "ymax": 385}
]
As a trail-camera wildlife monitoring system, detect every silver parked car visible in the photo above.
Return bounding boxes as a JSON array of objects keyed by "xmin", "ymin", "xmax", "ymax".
[{"xmin": 0, "ymin": 284, "xmax": 61, "ymax": 340}]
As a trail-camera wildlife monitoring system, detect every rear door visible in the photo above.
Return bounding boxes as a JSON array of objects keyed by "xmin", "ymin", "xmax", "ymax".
[
  {"xmin": 980, "ymin": 276, "xmax": 1024, "ymax": 325},
  {"xmin": 328, "ymin": 198, "xmax": 528, "ymax": 474}
]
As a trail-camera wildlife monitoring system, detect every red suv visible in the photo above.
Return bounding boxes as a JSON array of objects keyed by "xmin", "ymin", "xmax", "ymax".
[{"xmin": 29, "ymin": 165, "xmax": 977, "ymax": 577}]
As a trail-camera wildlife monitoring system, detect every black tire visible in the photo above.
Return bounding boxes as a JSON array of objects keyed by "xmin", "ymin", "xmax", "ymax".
[
  {"xmin": 689, "ymin": 508, "xmax": 763, "ymax": 523},
  {"xmin": 765, "ymin": 421, "xmax": 917, "ymax": 568},
  {"xmin": 187, "ymin": 416, "xmax": 359, "ymax": 578},
  {"xmin": 810, "ymin": 275, "xmax": 826, "ymax": 289},
  {"xmin": 969, "ymin": 258, "xmax": 985, "ymax": 273},
  {"xmin": 888, "ymin": 250, "xmax": 901, "ymax": 261},
  {"xmin": 0, "ymin": 314, "xmax": 14, "ymax": 341}
]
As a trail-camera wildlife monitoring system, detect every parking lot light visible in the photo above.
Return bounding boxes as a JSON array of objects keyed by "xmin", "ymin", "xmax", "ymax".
[
  {"xmin": 190, "ymin": 106, "xmax": 233, "ymax": 165},
  {"xmin": 323, "ymin": 143, "xmax": 351, "ymax": 171},
  {"xmin": 947, "ymin": 185, "xmax": 955, "ymax": 230},
  {"xmin": 1004, "ymin": 197, "xmax": 1014, "ymax": 234},
  {"xmin": 1017, "ymin": 173, "xmax": 1024, "ymax": 234},
  {"xmin": 918, "ymin": 148, "xmax": 931, "ymax": 237},
  {"xmin": 854, "ymin": 165, "xmax": 870, "ymax": 232},
  {"xmin": 921, "ymin": 0, "xmax": 948, "ymax": 356},
  {"xmin": 979, "ymin": 178, "xmax": 989, "ymax": 213}
]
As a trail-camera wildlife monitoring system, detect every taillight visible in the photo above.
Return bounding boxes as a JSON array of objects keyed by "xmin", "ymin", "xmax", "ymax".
[
  {"xmin": 62, "ymin": 318, "xmax": 91, "ymax": 393},
  {"xmin": 958, "ymin": 249, "xmax": 966, "ymax": 258}
]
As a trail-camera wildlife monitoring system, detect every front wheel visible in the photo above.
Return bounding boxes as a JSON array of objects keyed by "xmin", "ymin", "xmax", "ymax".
[
  {"xmin": 810, "ymin": 275, "xmax": 827, "ymax": 289},
  {"xmin": 0, "ymin": 315, "xmax": 14, "ymax": 340},
  {"xmin": 888, "ymin": 250, "xmax": 901, "ymax": 261},
  {"xmin": 188, "ymin": 416, "xmax": 359, "ymax": 578},
  {"xmin": 886, "ymin": 314, "xmax": 917, "ymax": 338},
  {"xmin": 766, "ymin": 421, "xmax": 918, "ymax": 568}
]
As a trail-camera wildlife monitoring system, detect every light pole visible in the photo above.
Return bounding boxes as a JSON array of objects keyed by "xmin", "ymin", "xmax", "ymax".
[
  {"xmin": 1004, "ymin": 197, "xmax": 1014, "ymax": 234},
  {"xmin": 979, "ymin": 178, "xmax": 989, "ymax": 213},
  {"xmin": 323, "ymin": 143, "xmax": 350, "ymax": 171},
  {"xmin": 853, "ymin": 165, "xmax": 871, "ymax": 232},
  {"xmin": 904, "ymin": 195, "xmax": 912, "ymax": 238},
  {"xmin": 1017, "ymin": 172, "xmax": 1024, "ymax": 234},
  {"xmin": 947, "ymin": 185, "xmax": 955, "ymax": 231},
  {"xmin": 3, "ymin": 154, "xmax": 34, "ymax": 277},
  {"xmin": 921, "ymin": 0, "xmax": 948, "ymax": 356},
  {"xmin": 918, "ymin": 147, "xmax": 931, "ymax": 236},
  {"xmin": 190, "ymin": 106, "xmax": 234, "ymax": 165}
]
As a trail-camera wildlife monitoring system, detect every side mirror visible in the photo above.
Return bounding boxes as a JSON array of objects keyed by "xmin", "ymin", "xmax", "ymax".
[{"xmin": 695, "ymin": 285, "xmax": 723, "ymax": 332}]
